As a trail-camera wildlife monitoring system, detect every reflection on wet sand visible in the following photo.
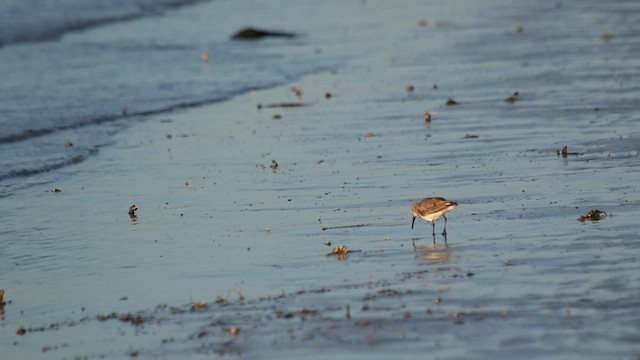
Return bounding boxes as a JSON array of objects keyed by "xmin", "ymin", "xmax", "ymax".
[{"xmin": 412, "ymin": 238, "xmax": 454, "ymax": 265}]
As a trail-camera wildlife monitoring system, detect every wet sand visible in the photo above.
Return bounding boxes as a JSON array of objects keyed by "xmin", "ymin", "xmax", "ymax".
[{"xmin": 2, "ymin": 0, "xmax": 640, "ymax": 358}]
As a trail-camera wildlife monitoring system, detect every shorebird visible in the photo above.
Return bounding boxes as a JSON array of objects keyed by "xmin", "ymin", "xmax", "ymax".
[{"xmin": 411, "ymin": 197, "xmax": 458, "ymax": 236}]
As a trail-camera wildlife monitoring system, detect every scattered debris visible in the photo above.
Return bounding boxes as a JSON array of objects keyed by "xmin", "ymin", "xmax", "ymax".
[
  {"xmin": 270, "ymin": 160, "xmax": 279, "ymax": 169},
  {"xmin": 557, "ymin": 145, "xmax": 579, "ymax": 157},
  {"xmin": 406, "ymin": 84, "xmax": 415, "ymax": 92},
  {"xmin": 515, "ymin": 24, "xmax": 524, "ymax": 33},
  {"xmin": 215, "ymin": 296, "xmax": 227, "ymax": 305},
  {"xmin": 577, "ymin": 209, "xmax": 607, "ymax": 222},
  {"xmin": 325, "ymin": 91, "xmax": 332, "ymax": 99},
  {"xmin": 201, "ymin": 52, "xmax": 209, "ymax": 63},
  {"xmin": 364, "ymin": 132, "xmax": 376, "ymax": 138},
  {"xmin": 463, "ymin": 134, "xmax": 479, "ymax": 139},
  {"xmin": 505, "ymin": 91, "xmax": 520, "ymax": 103},
  {"xmin": 326, "ymin": 245, "xmax": 362, "ymax": 256},
  {"xmin": 229, "ymin": 327, "xmax": 240, "ymax": 337},
  {"xmin": 51, "ymin": 188, "xmax": 61, "ymax": 193},
  {"xmin": 273, "ymin": 113, "xmax": 282, "ymax": 120},
  {"xmin": 191, "ymin": 301, "xmax": 208, "ymax": 311},
  {"xmin": 292, "ymin": 86, "xmax": 303, "ymax": 99},
  {"xmin": 119, "ymin": 314, "xmax": 145, "ymax": 326},
  {"xmin": 327, "ymin": 245, "xmax": 349, "ymax": 256},
  {"xmin": 446, "ymin": 98, "xmax": 459, "ymax": 105},
  {"xmin": 193, "ymin": 330, "xmax": 208, "ymax": 339},
  {"xmin": 417, "ymin": 18, "xmax": 428, "ymax": 27},
  {"xmin": 275, "ymin": 308, "xmax": 318, "ymax": 319},
  {"xmin": 424, "ymin": 112, "xmax": 432, "ymax": 122},
  {"xmin": 64, "ymin": 141, "xmax": 73, "ymax": 148},
  {"xmin": 560, "ymin": 145, "xmax": 568, "ymax": 157},
  {"xmin": 0, "ymin": 289, "xmax": 5, "ymax": 312},
  {"xmin": 128, "ymin": 204, "xmax": 139, "ymax": 218}
]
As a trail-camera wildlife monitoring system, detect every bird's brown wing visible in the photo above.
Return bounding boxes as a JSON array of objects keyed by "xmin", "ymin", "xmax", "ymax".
[{"xmin": 417, "ymin": 198, "xmax": 457, "ymax": 214}]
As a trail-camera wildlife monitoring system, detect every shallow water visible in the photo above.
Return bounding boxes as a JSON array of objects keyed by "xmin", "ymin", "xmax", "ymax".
[
  {"xmin": 0, "ymin": 0, "xmax": 354, "ymax": 192},
  {"xmin": 1, "ymin": 0, "xmax": 639, "ymax": 358}
]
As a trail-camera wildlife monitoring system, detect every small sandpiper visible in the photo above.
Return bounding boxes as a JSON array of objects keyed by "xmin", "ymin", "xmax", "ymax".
[{"xmin": 411, "ymin": 197, "xmax": 458, "ymax": 236}]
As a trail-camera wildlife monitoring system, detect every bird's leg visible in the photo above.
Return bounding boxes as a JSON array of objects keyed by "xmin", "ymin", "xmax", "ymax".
[
  {"xmin": 441, "ymin": 215, "xmax": 448, "ymax": 236},
  {"xmin": 431, "ymin": 221, "xmax": 435, "ymax": 236}
]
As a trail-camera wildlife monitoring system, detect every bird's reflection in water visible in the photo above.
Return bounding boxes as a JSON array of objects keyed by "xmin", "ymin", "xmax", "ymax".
[{"xmin": 412, "ymin": 237, "xmax": 454, "ymax": 265}]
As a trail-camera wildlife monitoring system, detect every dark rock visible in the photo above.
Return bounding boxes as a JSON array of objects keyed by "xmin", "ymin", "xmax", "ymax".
[{"xmin": 231, "ymin": 27, "xmax": 297, "ymax": 40}]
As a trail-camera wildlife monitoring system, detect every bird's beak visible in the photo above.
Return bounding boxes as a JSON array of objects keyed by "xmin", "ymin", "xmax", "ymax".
[{"xmin": 411, "ymin": 215, "xmax": 416, "ymax": 229}]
